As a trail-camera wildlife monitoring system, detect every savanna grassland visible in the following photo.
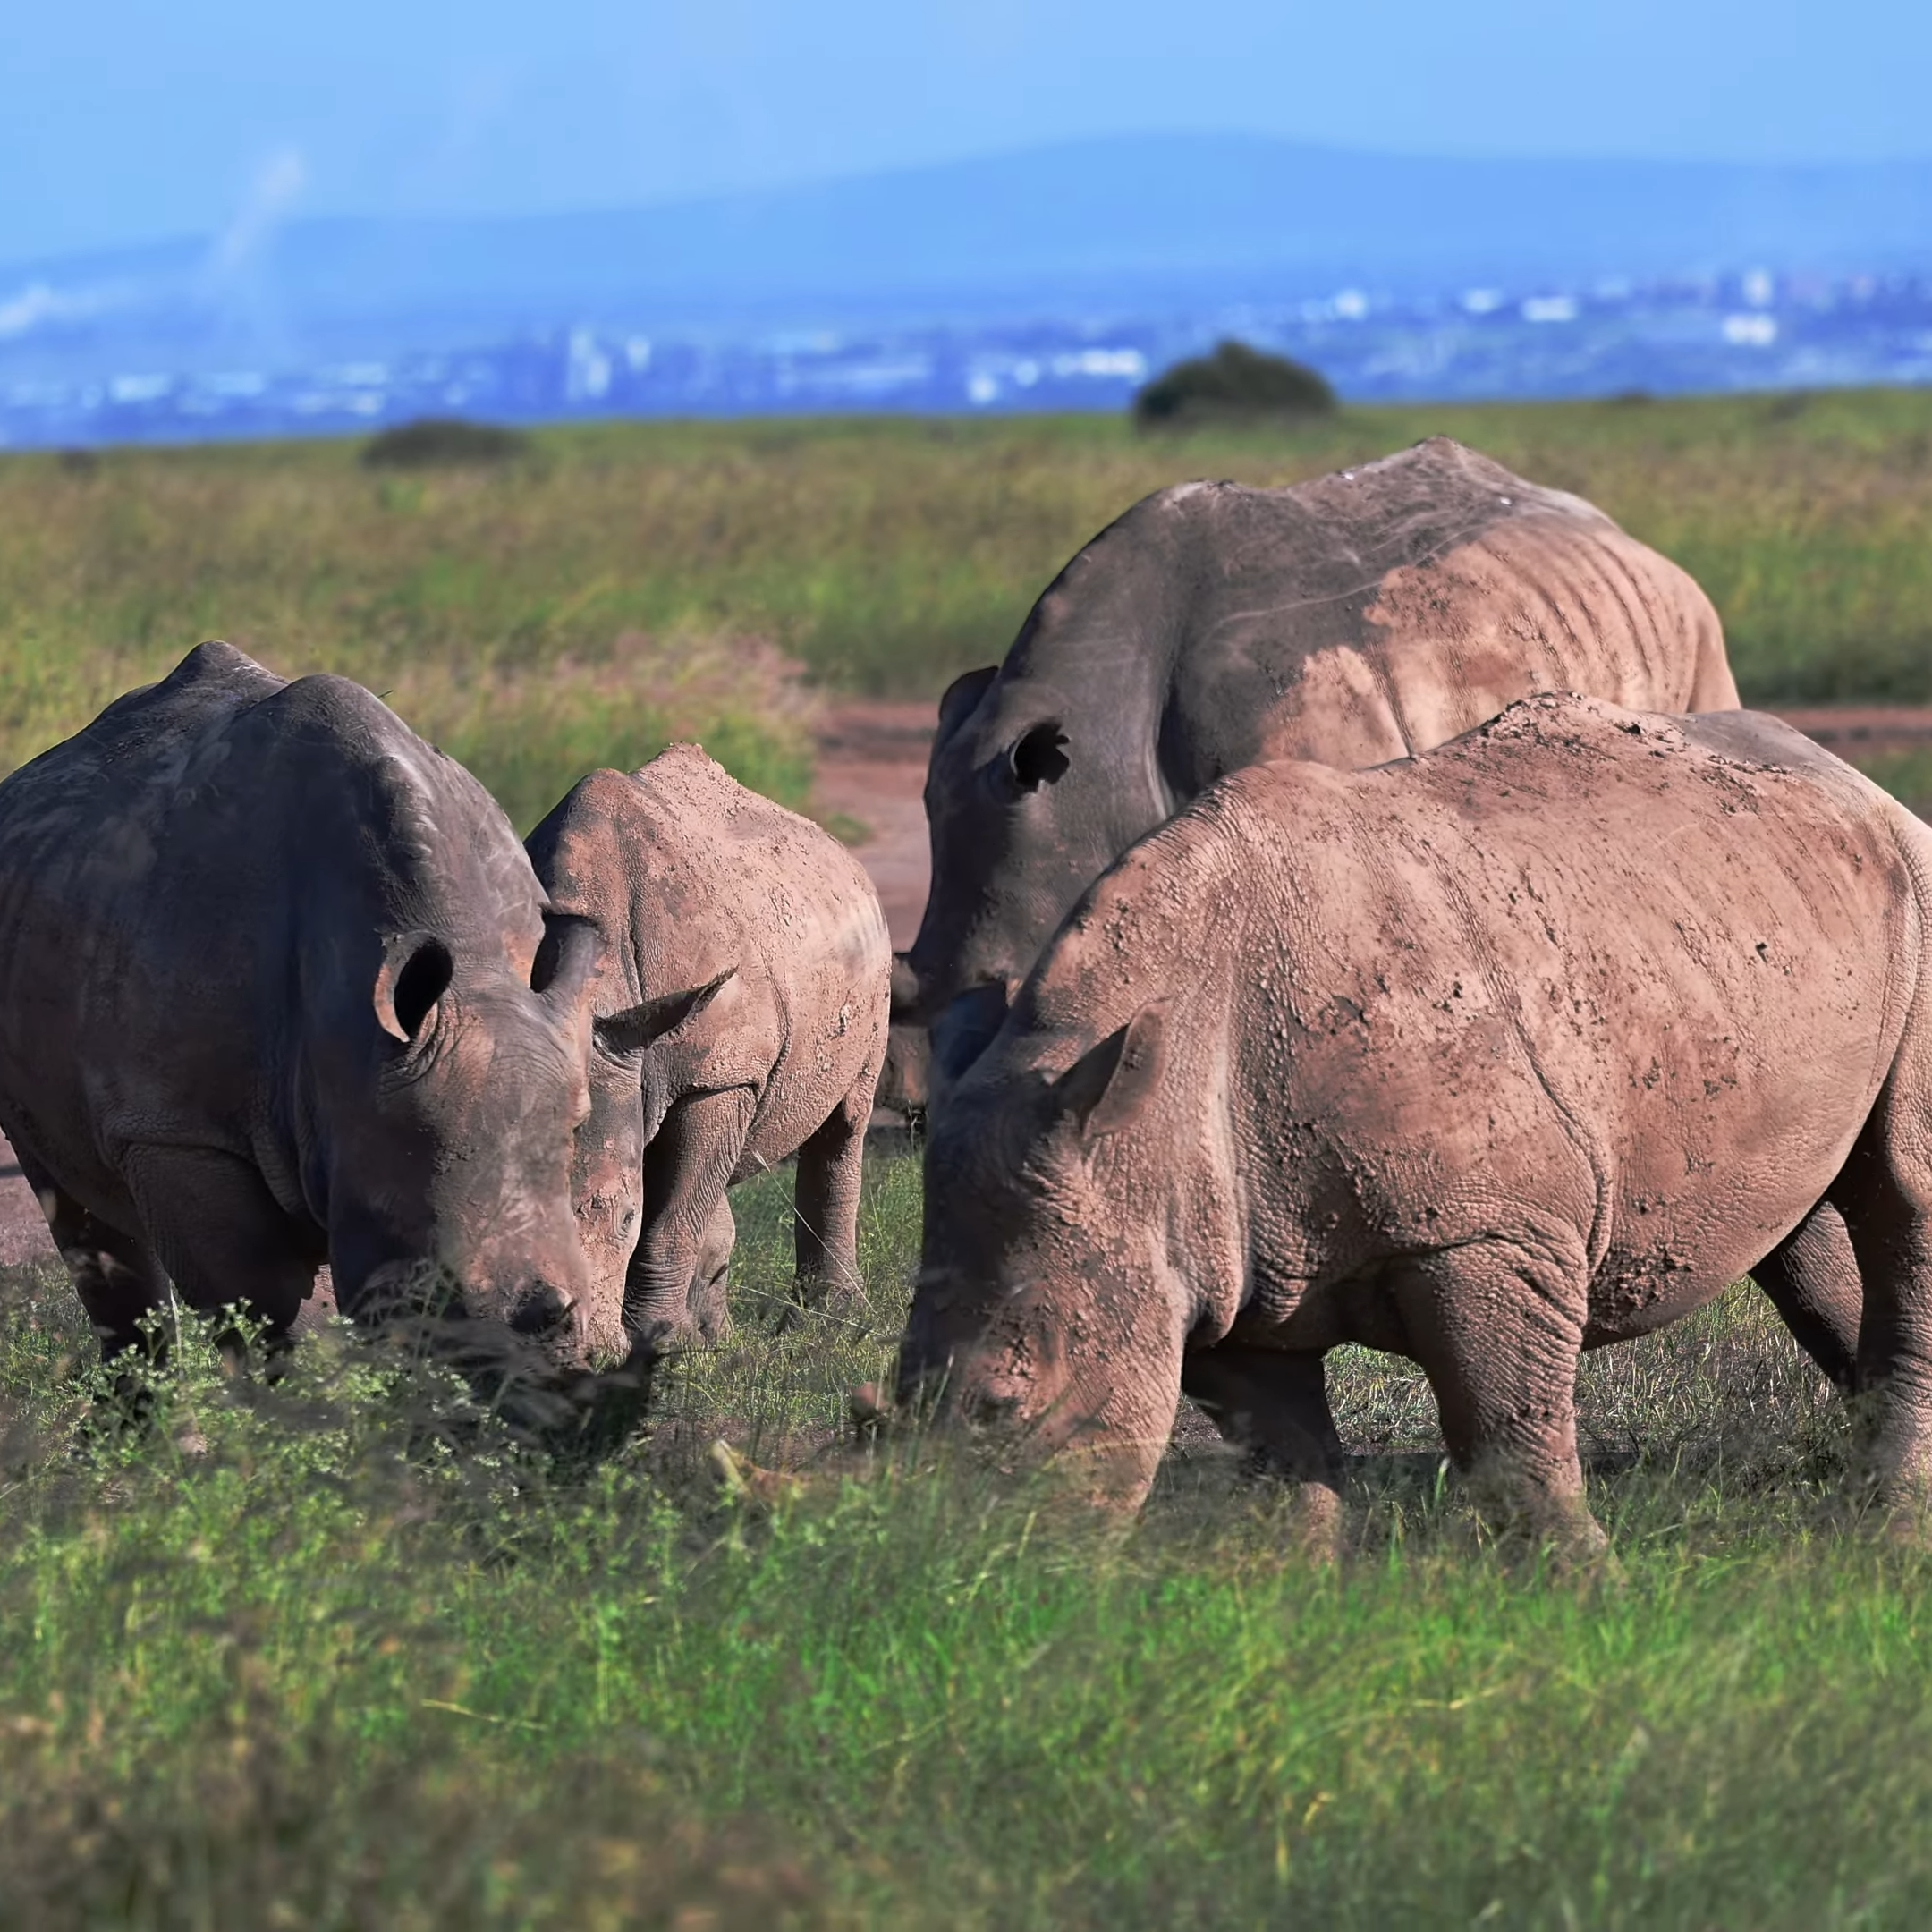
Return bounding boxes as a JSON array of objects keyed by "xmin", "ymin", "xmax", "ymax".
[
  {"xmin": 6, "ymin": 393, "xmax": 1932, "ymax": 1928},
  {"xmin": 5, "ymin": 1163, "xmax": 1932, "ymax": 1928},
  {"xmin": 4, "ymin": 386, "xmax": 1932, "ymax": 823}
]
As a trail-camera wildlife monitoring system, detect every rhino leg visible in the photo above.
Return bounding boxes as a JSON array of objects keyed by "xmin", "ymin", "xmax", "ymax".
[
  {"xmin": 691, "ymin": 1195, "xmax": 736, "ymax": 1341},
  {"xmin": 624, "ymin": 1088, "xmax": 754, "ymax": 1360},
  {"xmin": 120, "ymin": 1147, "xmax": 319, "ymax": 1367},
  {"xmin": 792, "ymin": 1083, "xmax": 870, "ymax": 1308},
  {"xmin": 15, "ymin": 1146, "xmax": 169, "ymax": 1360},
  {"xmin": 1181, "ymin": 1346, "xmax": 1345, "ymax": 1550},
  {"xmin": 1753, "ymin": 1200, "xmax": 1862, "ymax": 1394},
  {"xmin": 1832, "ymin": 1117, "xmax": 1932, "ymax": 1521},
  {"xmin": 1394, "ymin": 1238, "xmax": 1605, "ymax": 1556}
]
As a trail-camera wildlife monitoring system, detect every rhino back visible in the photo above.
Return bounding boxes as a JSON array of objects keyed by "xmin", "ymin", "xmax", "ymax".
[
  {"xmin": 536, "ymin": 748, "xmax": 887, "ymax": 1119},
  {"xmin": 1050, "ymin": 437, "xmax": 1724, "ymax": 786}
]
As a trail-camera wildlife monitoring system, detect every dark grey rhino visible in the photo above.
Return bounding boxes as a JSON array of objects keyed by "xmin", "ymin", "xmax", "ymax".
[{"xmin": 0, "ymin": 642, "xmax": 599, "ymax": 1379}]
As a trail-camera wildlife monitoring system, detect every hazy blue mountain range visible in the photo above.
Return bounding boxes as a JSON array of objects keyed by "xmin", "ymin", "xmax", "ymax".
[
  {"xmin": 8, "ymin": 134, "xmax": 1932, "ymax": 349},
  {"xmin": 3, "ymin": 133, "xmax": 1930, "ymax": 445}
]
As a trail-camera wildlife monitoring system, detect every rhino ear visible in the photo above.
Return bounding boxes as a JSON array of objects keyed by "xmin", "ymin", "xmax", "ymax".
[
  {"xmin": 596, "ymin": 968, "xmax": 736, "ymax": 1058},
  {"xmin": 530, "ymin": 912, "xmax": 603, "ymax": 1003},
  {"xmin": 936, "ymin": 665, "xmax": 997, "ymax": 745},
  {"xmin": 1009, "ymin": 721, "xmax": 1070, "ymax": 792},
  {"xmin": 1051, "ymin": 1000, "xmax": 1170, "ymax": 1140},
  {"xmin": 375, "ymin": 933, "xmax": 454, "ymax": 1044}
]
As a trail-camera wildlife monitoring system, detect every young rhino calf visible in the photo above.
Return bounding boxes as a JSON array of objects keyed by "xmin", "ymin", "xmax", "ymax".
[
  {"xmin": 901, "ymin": 695, "xmax": 1932, "ymax": 1549},
  {"xmin": 528, "ymin": 746, "xmax": 890, "ymax": 1365}
]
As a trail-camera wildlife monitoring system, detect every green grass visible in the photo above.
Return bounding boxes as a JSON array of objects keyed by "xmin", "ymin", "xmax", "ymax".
[
  {"xmin": 4, "ymin": 390, "xmax": 1932, "ymax": 826},
  {"xmin": 7, "ymin": 1149, "xmax": 1932, "ymax": 1928}
]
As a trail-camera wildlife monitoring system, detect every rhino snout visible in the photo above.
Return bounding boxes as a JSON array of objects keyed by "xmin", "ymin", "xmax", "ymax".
[{"xmin": 504, "ymin": 1278, "xmax": 578, "ymax": 1340}]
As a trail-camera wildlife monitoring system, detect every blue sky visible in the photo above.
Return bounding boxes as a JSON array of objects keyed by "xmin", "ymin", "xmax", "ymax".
[{"xmin": 4, "ymin": 0, "xmax": 1927, "ymax": 265}]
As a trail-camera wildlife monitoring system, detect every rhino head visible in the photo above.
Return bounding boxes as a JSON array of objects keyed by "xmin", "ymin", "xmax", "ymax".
[
  {"xmin": 901, "ymin": 660, "xmax": 1182, "ymax": 1097},
  {"xmin": 317, "ymin": 913, "xmax": 603, "ymax": 1384},
  {"xmin": 571, "ymin": 966, "xmax": 739, "ymax": 1354},
  {"xmin": 895, "ymin": 998, "xmax": 1194, "ymax": 1509}
]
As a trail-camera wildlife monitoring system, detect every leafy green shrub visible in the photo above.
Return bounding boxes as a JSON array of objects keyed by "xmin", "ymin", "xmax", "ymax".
[
  {"xmin": 362, "ymin": 418, "xmax": 531, "ymax": 469},
  {"xmin": 1133, "ymin": 340, "xmax": 1337, "ymax": 427}
]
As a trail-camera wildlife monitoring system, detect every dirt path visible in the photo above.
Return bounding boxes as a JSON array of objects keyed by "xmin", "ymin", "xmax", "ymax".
[
  {"xmin": 811, "ymin": 700, "xmax": 935, "ymax": 950},
  {"xmin": 0, "ymin": 1145, "xmax": 45, "ymax": 1267}
]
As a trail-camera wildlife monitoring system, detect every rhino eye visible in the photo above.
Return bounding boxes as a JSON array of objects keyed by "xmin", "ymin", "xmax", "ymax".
[{"xmin": 1009, "ymin": 722, "xmax": 1070, "ymax": 792}]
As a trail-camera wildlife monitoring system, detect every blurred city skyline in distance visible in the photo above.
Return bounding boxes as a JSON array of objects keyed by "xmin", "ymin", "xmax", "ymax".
[
  {"xmin": 4, "ymin": 0, "xmax": 1930, "ymax": 266},
  {"xmin": 5, "ymin": 1, "xmax": 1929, "ymax": 445}
]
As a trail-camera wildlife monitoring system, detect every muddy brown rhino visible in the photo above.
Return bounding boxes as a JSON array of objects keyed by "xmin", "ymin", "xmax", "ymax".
[
  {"xmin": 0, "ymin": 642, "xmax": 600, "ymax": 1381},
  {"xmin": 897, "ymin": 436, "xmax": 1739, "ymax": 1082},
  {"xmin": 897, "ymin": 696, "xmax": 1926, "ymax": 1548},
  {"xmin": 527, "ymin": 745, "xmax": 890, "ymax": 1367}
]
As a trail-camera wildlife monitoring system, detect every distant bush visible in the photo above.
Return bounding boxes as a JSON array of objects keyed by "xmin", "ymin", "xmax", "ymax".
[
  {"xmin": 1133, "ymin": 340, "xmax": 1336, "ymax": 427},
  {"xmin": 361, "ymin": 417, "xmax": 530, "ymax": 469}
]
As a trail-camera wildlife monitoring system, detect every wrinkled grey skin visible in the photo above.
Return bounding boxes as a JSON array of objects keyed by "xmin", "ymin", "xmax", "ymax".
[
  {"xmin": 526, "ymin": 747, "xmax": 889, "ymax": 1368},
  {"xmin": 0, "ymin": 643, "xmax": 599, "ymax": 1381},
  {"xmin": 902, "ymin": 699, "xmax": 1923, "ymax": 1547},
  {"xmin": 900, "ymin": 437, "xmax": 1738, "ymax": 1082}
]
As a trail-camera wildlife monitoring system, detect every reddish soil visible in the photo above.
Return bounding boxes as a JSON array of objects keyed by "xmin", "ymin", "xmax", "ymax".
[
  {"xmin": 0, "ymin": 1145, "xmax": 46, "ymax": 1267},
  {"xmin": 810, "ymin": 700, "xmax": 935, "ymax": 949},
  {"xmin": 4, "ymin": 698, "xmax": 1912, "ymax": 1279}
]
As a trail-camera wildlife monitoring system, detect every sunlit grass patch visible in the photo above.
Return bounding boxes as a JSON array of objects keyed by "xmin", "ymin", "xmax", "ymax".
[
  {"xmin": 7, "ymin": 1150, "xmax": 1931, "ymax": 1926},
  {"xmin": 6, "ymin": 391, "xmax": 1932, "ymax": 824},
  {"xmin": 387, "ymin": 626, "xmax": 818, "ymax": 828}
]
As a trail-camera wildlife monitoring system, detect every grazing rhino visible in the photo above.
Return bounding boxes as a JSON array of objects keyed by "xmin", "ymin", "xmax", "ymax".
[
  {"xmin": 526, "ymin": 746, "xmax": 890, "ymax": 1366},
  {"xmin": 900, "ymin": 696, "xmax": 1925, "ymax": 1549},
  {"xmin": 0, "ymin": 642, "xmax": 600, "ymax": 1379},
  {"xmin": 898, "ymin": 436, "xmax": 1739, "ymax": 1081}
]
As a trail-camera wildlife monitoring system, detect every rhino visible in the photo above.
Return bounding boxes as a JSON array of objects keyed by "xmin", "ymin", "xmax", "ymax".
[
  {"xmin": 897, "ymin": 436, "xmax": 1740, "ymax": 1082},
  {"xmin": 0, "ymin": 642, "xmax": 600, "ymax": 1381},
  {"xmin": 899, "ymin": 696, "xmax": 1925, "ymax": 1548},
  {"xmin": 526, "ymin": 745, "xmax": 890, "ymax": 1367}
]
